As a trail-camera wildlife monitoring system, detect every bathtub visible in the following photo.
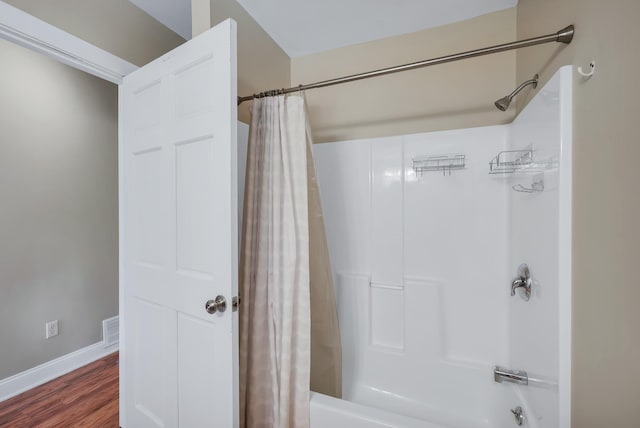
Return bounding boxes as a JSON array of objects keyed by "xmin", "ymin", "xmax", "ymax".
[
  {"xmin": 310, "ymin": 392, "xmax": 441, "ymax": 428},
  {"xmin": 310, "ymin": 376, "xmax": 515, "ymax": 428}
]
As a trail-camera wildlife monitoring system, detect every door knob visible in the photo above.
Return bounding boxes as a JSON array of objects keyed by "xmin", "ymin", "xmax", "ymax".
[{"xmin": 205, "ymin": 295, "xmax": 227, "ymax": 314}]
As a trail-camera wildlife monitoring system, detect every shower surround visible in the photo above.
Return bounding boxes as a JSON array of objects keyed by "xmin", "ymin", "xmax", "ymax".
[{"xmin": 310, "ymin": 66, "xmax": 572, "ymax": 428}]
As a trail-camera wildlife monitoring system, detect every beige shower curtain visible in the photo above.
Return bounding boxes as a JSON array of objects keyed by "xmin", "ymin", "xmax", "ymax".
[{"xmin": 239, "ymin": 94, "xmax": 341, "ymax": 428}]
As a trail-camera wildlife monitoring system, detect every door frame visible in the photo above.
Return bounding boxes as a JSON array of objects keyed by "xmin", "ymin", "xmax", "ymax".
[
  {"xmin": 1, "ymin": 3, "xmax": 137, "ymax": 426},
  {"xmin": 0, "ymin": 1, "xmax": 138, "ymax": 83}
]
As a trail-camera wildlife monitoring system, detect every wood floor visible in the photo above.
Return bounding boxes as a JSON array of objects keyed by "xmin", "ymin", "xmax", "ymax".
[{"xmin": 0, "ymin": 352, "xmax": 119, "ymax": 427}]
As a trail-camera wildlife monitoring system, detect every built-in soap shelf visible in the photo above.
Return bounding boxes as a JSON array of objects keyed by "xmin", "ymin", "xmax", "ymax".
[
  {"xmin": 488, "ymin": 149, "xmax": 534, "ymax": 174},
  {"xmin": 489, "ymin": 147, "xmax": 557, "ymax": 194},
  {"xmin": 489, "ymin": 147, "xmax": 555, "ymax": 175},
  {"xmin": 413, "ymin": 154, "xmax": 466, "ymax": 176}
]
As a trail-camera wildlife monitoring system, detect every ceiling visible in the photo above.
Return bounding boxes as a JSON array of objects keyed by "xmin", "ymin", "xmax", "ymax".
[
  {"xmin": 129, "ymin": 0, "xmax": 518, "ymax": 57},
  {"xmin": 236, "ymin": 0, "xmax": 517, "ymax": 57},
  {"xmin": 129, "ymin": 0, "xmax": 192, "ymax": 40}
]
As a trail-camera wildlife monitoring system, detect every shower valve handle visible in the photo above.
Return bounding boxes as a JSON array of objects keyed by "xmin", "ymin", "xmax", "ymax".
[
  {"xmin": 510, "ymin": 263, "xmax": 532, "ymax": 301},
  {"xmin": 511, "ymin": 278, "xmax": 527, "ymax": 296}
]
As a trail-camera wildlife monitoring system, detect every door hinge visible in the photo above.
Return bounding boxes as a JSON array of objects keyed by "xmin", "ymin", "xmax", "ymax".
[{"xmin": 232, "ymin": 295, "xmax": 242, "ymax": 312}]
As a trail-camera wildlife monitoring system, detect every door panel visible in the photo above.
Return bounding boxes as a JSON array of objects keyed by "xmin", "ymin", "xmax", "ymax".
[
  {"xmin": 175, "ymin": 137, "xmax": 217, "ymax": 276},
  {"xmin": 177, "ymin": 313, "xmax": 224, "ymax": 427},
  {"xmin": 131, "ymin": 298, "xmax": 175, "ymax": 427},
  {"xmin": 120, "ymin": 19, "xmax": 238, "ymax": 427}
]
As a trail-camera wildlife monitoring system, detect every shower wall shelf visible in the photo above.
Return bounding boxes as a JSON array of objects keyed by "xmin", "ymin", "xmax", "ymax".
[
  {"xmin": 489, "ymin": 148, "xmax": 556, "ymax": 175},
  {"xmin": 489, "ymin": 149, "xmax": 533, "ymax": 174},
  {"xmin": 413, "ymin": 154, "xmax": 466, "ymax": 176}
]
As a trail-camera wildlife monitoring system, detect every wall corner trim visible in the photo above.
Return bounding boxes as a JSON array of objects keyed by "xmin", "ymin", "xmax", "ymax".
[{"xmin": 0, "ymin": 342, "xmax": 119, "ymax": 403}]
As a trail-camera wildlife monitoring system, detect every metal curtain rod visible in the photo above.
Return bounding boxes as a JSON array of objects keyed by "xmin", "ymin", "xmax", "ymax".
[{"xmin": 237, "ymin": 25, "xmax": 574, "ymax": 105}]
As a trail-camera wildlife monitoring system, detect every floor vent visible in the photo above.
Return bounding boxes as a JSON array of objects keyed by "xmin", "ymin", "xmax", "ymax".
[{"xmin": 102, "ymin": 316, "xmax": 119, "ymax": 348}]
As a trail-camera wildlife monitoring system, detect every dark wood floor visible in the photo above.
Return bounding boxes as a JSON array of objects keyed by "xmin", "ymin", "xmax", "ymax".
[{"xmin": 0, "ymin": 352, "xmax": 119, "ymax": 427}]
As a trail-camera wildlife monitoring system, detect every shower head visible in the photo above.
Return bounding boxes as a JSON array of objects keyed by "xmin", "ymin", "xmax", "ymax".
[
  {"xmin": 494, "ymin": 74, "xmax": 539, "ymax": 111},
  {"xmin": 494, "ymin": 96, "xmax": 512, "ymax": 112}
]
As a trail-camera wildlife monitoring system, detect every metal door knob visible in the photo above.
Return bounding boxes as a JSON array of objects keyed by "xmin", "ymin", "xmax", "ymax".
[{"xmin": 205, "ymin": 295, "xmax": 227, "ymax": 314}]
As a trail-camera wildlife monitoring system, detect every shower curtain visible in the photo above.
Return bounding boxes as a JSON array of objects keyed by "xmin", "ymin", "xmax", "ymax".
[{"xmin": 239, "ymin": 94, "xmax": 342, "ymax": 428}]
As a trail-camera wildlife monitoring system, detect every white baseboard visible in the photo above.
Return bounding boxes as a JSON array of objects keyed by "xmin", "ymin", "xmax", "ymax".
[{"xmin": 0, "ymin": 341, "xmax": 118, "ymax": 402}]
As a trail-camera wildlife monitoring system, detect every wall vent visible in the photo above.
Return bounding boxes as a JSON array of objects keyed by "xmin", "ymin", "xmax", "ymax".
[{"xmin": 102, "ymin": 316, "xmax": 119, "ymax": 348}]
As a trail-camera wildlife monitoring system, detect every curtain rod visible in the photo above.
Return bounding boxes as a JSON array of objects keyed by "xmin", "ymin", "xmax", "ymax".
[{"xmin": 237, "ymin": 25, "xmax": 574, "ymax": 105}]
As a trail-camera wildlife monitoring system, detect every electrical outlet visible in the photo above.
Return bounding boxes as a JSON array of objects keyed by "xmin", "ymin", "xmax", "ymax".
[{"xmin": 45, "ymin": 320, "xmax": 59, "ymax": 339}]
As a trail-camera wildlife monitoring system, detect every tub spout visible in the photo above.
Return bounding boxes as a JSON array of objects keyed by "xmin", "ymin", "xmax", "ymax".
[{"xmin": 494, "ymin": 366, "xmax": 528, "ymax": 385}]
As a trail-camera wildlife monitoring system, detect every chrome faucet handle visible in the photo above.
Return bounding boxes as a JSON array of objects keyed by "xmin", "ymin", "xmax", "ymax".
[
  {"xmin": 510, "ymin": 406, "xmax": 525, "ymax": 426},
  {"xmin": 510, "ymin": 264, "xmax": 532, "ymax": 301},
  {"xmin": 511, "ymin": 278, "xmax": 525, "ymax": 296}
]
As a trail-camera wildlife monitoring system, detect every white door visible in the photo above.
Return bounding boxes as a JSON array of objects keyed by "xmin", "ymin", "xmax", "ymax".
[{"xmin": 119, "ymin": 19, "xmax": 238, "ymax": 427}]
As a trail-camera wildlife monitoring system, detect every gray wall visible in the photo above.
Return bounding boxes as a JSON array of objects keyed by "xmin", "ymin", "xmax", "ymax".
[{"xmin": 0, "ymin": 38, "xmax": 118, "ymax": 379}]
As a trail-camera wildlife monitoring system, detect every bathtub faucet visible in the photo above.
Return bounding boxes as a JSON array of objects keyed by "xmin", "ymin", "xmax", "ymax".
[{"xmin": 494, "ymin": 366, "xmax": 528, "ymax": 385}]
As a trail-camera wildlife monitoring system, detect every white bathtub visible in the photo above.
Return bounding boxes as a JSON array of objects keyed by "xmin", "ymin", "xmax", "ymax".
[
  {"xmin": 310, "ymin": 392, "xmax": 442, "ymax": 428},
  {"xmin": 310, "ymin": 377, "xmax": 515, "ymax": 428}
]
